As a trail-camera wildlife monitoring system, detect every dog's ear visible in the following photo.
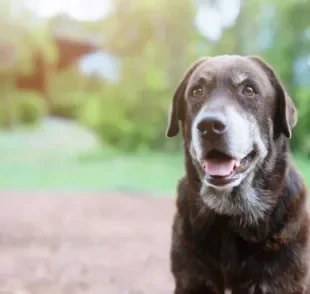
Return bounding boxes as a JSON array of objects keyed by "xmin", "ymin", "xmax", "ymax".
[
  {"xmin": 248, "ymin": 56, "xmax": 297, "ymax": 139},
  {"xmin": 166, "ymin": 58, "xmax": 207, "ymax": 138}
]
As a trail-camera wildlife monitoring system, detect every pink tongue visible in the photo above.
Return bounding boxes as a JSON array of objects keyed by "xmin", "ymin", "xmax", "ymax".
[{"xmin": 203, "ymin": 159, "xmax": 236, "ymax": 177}]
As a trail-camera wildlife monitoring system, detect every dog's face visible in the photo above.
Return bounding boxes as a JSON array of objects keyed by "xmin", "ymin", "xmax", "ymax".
[{"xmin": 166, "ymin": 55, "xmax": 297, "ymax": 218}]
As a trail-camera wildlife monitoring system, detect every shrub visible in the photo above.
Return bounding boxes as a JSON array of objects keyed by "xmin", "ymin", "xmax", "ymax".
[
  {"xmin": 0, "ymin": 99, "xmax": 18, "ymax": 128},
  {"xmin": 49, "ymin": 92, "xmax": 85, "ymax": 119},
  {"xmin": 15, "ymin": 91, "xmax": 47, "ymax": 125},
  {"xmin": 291, "ymin": 88, "xmax": 310, "ymax": 155},
  {"xmin": 77, "ymin": 76, "xmax": 180, "ymax": 152},
  {"xmin": 0, "ymin": 91, "xmax": 47, "ymax": 128}
]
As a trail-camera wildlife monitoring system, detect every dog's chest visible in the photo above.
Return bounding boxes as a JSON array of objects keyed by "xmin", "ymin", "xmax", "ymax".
[{"xmin": 194, "ymin": 222, "xmax": 259, "ymax": 284}]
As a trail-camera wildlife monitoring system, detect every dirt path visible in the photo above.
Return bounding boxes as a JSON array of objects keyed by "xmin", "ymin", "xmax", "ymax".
[{"xmin": 0, "ymin": 192, "xmax": 175, "ymax": 294}]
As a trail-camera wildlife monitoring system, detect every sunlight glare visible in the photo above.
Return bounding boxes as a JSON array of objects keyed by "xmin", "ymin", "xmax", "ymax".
[{"xmin": 25, "ymin": 0, "xmax": 112, "ymax": 21}]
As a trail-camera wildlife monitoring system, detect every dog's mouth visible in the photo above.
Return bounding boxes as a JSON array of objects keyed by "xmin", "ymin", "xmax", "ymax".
[{"xmin": 202, "ymin": 149, "xmax": 256, "ymax": 187}]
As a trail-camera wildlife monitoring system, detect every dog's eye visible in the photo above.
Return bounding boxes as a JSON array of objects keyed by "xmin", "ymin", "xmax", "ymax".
[
  {"xmin": 191, "ymin": 86, "xmax": 203, "ymax": 97},
  {"xmin": 242, "ymin": 86, "xmax": 256, "ymax": 97}
]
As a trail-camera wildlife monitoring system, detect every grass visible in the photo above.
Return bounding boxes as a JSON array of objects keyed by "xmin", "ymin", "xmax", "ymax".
[
  {"xmin": 0, "ymin": 154, "xmax": 183, "ymax": 194},
  {"xmin": 0, "ymin": 145, "xmax": 185, "ymax": 194},
  {"xmin": 0, "ymin": 122, "xmax": 309, "ymax": 195},
  {"xmin": 0, "ymin": 147, "xmax": 309, "ymax": 195}
]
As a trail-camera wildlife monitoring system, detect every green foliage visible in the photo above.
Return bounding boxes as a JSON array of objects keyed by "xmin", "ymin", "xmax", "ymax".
[
  {"xmin": 0, "ymin": 91, "xmax": 47, "ymax": 127},
  {"xmin": 15, "ymin": 91, "xmax": 47, "ymax": 125},
  {"xmin": 78, "ymin": 53, "xmax": 182, "ymax": 152},
  {"xmin": 0, "ymin": 103, "xmax": 18, "ymax": 128},
  {"xmin": 291, "ymin": 88, "xmax": 310, "ymax": 154},
  {"xmin": 0, "ymin": 0, "xmax": 310, "ymax": 155},
  {"xmin": 50, "ymin": 92, "xmax": 85, "ymax": 119},
  {"xmin": 77, "ymin": 0, "xmax": 195, "ymax": 152},
  {"xmin": 48, "ymin": 67, "xmax": 86, "ymax": 119}
]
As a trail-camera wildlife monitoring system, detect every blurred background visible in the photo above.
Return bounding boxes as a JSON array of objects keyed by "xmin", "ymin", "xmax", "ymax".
[
  {"xmin": 0, "ymin": 0, "xmax": 309, "ymax": 193},
  {"xmin": 0, "ymin": 0, "xmax": 310, "ymax": 293}
]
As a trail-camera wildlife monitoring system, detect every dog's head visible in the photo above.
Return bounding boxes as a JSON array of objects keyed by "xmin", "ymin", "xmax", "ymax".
[{"xmin": 166, "ymin": 55, "xmax": 297, "ymax": 219}]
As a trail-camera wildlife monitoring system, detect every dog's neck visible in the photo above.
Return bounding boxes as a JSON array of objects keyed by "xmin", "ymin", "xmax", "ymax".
[{"xmin": 182, "ymin": 136, "xmax": 306, "ymax": 243}]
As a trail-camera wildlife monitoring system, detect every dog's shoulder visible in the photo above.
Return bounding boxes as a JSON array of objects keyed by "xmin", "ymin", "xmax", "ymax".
[
  {"xmin": 176, "ymin": 176, "xmax": 188, "ymax": 203},
  {"xmin": 250, "ymin": 165, "xmax": 310, "ymax": 293},
  {"xmin": 173, "ymin": 175, "xmax": 219, "ymax": 245},
  {"xmin": 173, "ymin": 176, "xmax": 202, "ymax": 241},
  {"xmin": 265, "ymin": 164, "xmax": 309, "ymax": 250},
  {"xmin": 171, "ymin": 176, "xmax": 191, "ymax": 258},
  {"xmin": 281, "ymin": 162, "xmax": 308, "ymax": 231},
  {"xmin": 284, "ymin": 162, "xmax": 307, "ymax": 205},
  {"xmin": 176, "ymin": 176, "xmax": 189, "ymax": 212}
]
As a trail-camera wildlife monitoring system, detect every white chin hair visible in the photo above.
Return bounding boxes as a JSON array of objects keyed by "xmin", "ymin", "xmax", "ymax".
[
  {"xmin": 203, "ymin": 177, "xmax": 242, "ymax": 191},
  {"xmin": 200, "ymin": 177, "xmax": 271, "ymax": 225}
]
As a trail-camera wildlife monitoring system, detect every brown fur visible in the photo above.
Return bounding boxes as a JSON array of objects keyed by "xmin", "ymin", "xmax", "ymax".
[{"xmin": 166, "ymin": 55, "xmax": 310, "ymax": 293}]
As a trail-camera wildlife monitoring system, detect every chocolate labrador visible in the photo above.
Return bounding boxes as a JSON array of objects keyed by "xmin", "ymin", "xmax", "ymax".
[{"xmin": 166, "ymin": 55, "xmax": 310, "ymax": 294}]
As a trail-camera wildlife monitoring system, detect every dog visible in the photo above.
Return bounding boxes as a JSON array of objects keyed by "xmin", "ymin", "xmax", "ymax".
[{"xmin": 166, "ymin": 55, "xmax": 310, "ymax": 294}]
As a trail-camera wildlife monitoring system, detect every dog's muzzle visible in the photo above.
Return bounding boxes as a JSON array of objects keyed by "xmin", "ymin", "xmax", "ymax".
[{"xmin": 193, "ymin": 110, "xmax": 257, "ymax": 188}]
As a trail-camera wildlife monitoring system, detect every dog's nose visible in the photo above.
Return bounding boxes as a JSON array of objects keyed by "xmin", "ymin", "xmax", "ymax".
[{"xmin": 196, "ymin": 113, "xmax": 228, "ymax": 137}]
